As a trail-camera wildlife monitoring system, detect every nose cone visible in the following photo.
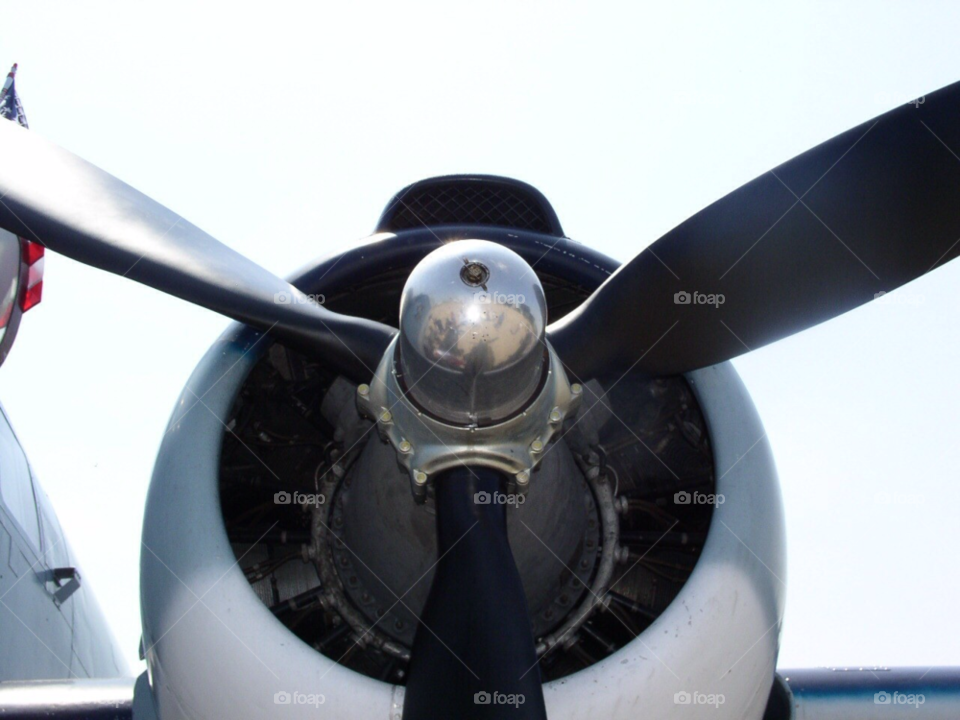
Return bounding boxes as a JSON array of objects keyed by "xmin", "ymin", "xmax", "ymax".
[{"xmin": 398, "ymin": 240, "xmax": 548, "ymax": 426}]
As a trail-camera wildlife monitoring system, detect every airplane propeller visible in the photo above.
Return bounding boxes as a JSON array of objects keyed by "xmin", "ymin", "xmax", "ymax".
[
  {"xmin": 403, "ymin": 467, "xmax": 548, "ymax": 720},
  {"xmin": 0, "ymin": 120, "xmax": 396, "ymax": 383},
  {"xmin": 1, "ymin": 79, "xmax": 959, "ymax": 719},
  {"xmin": 549, "ymin": 81, "xmax": 960, "ymax": 380}
]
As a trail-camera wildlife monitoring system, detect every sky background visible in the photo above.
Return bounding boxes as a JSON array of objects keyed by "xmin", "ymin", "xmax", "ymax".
[{"xmin": 0, "ymin": 1, "xmax": 958, "ymax": 676}]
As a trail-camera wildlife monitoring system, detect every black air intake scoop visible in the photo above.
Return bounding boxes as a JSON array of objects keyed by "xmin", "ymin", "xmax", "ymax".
[{"xmin": 376, "ymin": 175, "xmax": 564, "ymax": 237}]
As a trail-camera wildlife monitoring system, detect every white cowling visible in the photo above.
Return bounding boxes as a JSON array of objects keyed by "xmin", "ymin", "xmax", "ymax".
[{"xmin": 139, "ymin": 323, "xmax": 785, "ymax": 719}]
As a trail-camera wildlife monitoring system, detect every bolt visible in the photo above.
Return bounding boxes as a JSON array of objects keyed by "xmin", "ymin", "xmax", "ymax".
[
  {"xmin": 379, "ymin": 409, "xmax": 393, "ymax": 424},
  {"xmin": 571, "ymin": 383, "xmax": 582, "ymax": 396},
  {"xmin": 530, "ymin": 438, "xmax": 544, "ymax": 454},
  {"xmin": 516, "ymin": 470, "xmax": 530, "ymax": 486},
  {"xmin": 413, "ymin": 470, "xmax": 428, "ymax": 485},
  {"xmin": 357, "ymin": 383, "xmax": 370, "ymax": 397},
  {"xmin": 460, "ymin": 261, "xmax": 490, "ymax": 287},
  {"xmin": 398, "ymin": 439, "xmax": 413, "ymax": 454},
  {"xmin": 549, "ymin": 407, "xmax": 563, "ymax": 424}
]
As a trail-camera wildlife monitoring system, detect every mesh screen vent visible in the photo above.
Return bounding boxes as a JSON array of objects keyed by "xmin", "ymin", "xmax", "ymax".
[{"xmin": 384, "ymin": 181, "xmax": 555, "ymax": 234}]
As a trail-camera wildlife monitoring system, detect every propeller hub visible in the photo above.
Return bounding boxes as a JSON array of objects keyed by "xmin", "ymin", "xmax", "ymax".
[{"xmin": 397, "ymin": 240, "xmax": 548, "ymax": 426}]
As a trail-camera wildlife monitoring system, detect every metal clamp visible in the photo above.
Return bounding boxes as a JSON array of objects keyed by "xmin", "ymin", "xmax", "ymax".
[{"xmin": 357, "ymin": 337, "xmax": 582, "ymax": 501}]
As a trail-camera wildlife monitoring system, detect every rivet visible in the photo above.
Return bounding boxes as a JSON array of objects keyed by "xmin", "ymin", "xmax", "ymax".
[
  {"xmin": 571, "ymin": 383, "xmax": 582, "ymax": 396},
  {"xmin": 516, "ymin": 470, "xmax": 530, "ymax": 485},
  {"xmin": 379, "ymin": 409, "xmax": 393, "ymax": 424},
  {"xmin": 398, "ymin": 440, "xmax": 412, "ymax": 454},
  {"xmin": 549, "ymin": 407, "xmax": 563, "ymax": 424},
  {"xmin": 357, "ymin": 383, "xmax": 370, "ymax": 397},
  {"xmin": 413, "ymin": 470, "xmax": 428, "ymax": 485},
  {"xmin": 530, "ymin": 438, "xmax": 544, "ymax": 454}
]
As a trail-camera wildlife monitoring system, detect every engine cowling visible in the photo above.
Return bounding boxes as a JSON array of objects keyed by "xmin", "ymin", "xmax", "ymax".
[{"xmin": 139, "ymin": 229, "xmax": 785, "ymax": 719}]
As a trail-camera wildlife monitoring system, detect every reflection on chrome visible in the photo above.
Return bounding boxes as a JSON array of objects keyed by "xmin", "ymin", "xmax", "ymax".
[{"xmin": 397, "ymin": 240, "xmax": 548, "ymax": 426}]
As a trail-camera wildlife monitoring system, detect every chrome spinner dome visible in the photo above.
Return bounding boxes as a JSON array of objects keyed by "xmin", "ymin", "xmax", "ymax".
[{"xmin": 397, "ymin": 239, "xmax": 548, "ymax": 426}]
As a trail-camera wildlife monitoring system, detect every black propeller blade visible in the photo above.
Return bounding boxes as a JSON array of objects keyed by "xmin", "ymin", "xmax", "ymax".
[
  {"xmin": 549, "ymin": 81, "xmax": 960, "ymax": 380},
  {"xmin": 0, "ymin": 121, "xmax": 395, "ymax": 382},
  {"xmin": 404, "ymin": 466, "xmax": 547, "ymax": 720}
]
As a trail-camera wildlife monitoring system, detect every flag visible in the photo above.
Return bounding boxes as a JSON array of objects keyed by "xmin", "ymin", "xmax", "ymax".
[
  {"xmin": 0, "ymin": 63, "xmax": 42, "ymax": 323},
  {"xmin": 0, "ymin": 63, "xmax": 29, "ymax": 128}
]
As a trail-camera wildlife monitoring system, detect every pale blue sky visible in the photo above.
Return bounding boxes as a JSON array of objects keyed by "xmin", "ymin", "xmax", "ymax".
[{"xmin": 0, "ymin": 1, "xmax": 958, "ymax": 674}]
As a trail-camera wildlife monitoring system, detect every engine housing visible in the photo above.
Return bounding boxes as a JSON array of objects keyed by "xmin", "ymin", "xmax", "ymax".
[{"xmin": 140, "ymin": 225, "xmax": 785, "ymax": 719}]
